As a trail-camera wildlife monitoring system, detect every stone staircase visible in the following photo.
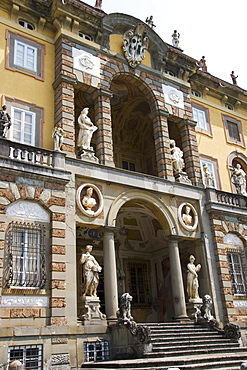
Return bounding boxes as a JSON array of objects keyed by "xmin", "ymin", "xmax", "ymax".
[{"xmin": 81, "ymin": 322, "xmax": 247, "ymax": 369}]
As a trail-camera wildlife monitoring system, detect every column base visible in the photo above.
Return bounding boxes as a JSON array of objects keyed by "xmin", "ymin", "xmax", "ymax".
[
  {"xmin": 173, "ymin": 315, "xmax": 190, "ymax": 322},
  {"xmin": 174, "ymin": 171, "xmax": 191, "ymax": 184}
]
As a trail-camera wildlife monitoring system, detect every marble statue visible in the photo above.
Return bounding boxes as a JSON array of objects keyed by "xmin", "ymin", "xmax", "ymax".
[
  {"xmin": 230, "ymin": 71, "xmax": 238, "ymax": 85},
  {"xmin": 170, "ymin": 139, "xmax": 185, "ymax": 174},
  {"xmin": 82, "ymin": 187, "xmax": 97, "ymax": 215},
  {"xmin": 52, "ymin": 123, "xmax": 64, "ymax": 151},
  {"xmin": 232, "ymin": 163, "xmax": 247, "ymax": 196},
  {"xmin": 187, "ymin": 255, "xmax": 201, "ymax": 301},
  {"xmin": 145, "ymin": 16, "xmax": 156, "ymax": 29},
  {"xmin": 203, "ymin": 163, "xmax": 213, "ymax": 187},
  {"xmin": 123, "ymin": 24, "xmax": 149, "ymax": 68},
  {"xmin": 80, "ymin": 245, "xmax": 102, "ymax": 297},
  {"xmin": 0, "ymin": 105, "xmax": 11, "ymax": 138},
  {"xmin": 118, "ymin": 292, "xmax": 133, "ymax": 323},
  {"xmin": 182, "ymin": 205, "xmax": 192, "ymax": 226},
  {"xmin": 94, "ymin": 0, "xmax": 102, "ymax": 9},
  {"xmin": 197, "ymin": 56, "xmax": 207, "ymax": 72},
  {"xmin": 171, "ymin": 30, "xmax": 180, "ymax": 48},
  {"xmin": 77, "ymin": 108, "xmax": 97, "ymax": 150}
]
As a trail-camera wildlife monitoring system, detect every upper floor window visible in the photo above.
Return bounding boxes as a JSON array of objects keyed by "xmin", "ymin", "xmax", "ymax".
[
  {"xmin": 18, "ymin": 20, "xmax": 35, "ymax": 30},
  {"xmin": 165, "ymin": 70, "xmax": 175, "ymax": 77},
  {"xmin": 122, "ymin": 160, "xmax": 135, "ymax": 171},
  {"xmin": 11, "ymin": 106, "xmax": 36, "ymax": 145},
  {"xmin": 6, "ymin": 30, "xmax": 45, "ymax": 80},
  {"xmin": 192, "ymin": 104, "xmax": 211, "ymax": 134},
  {"xmin": 191, "ymin": 90, "xmax": 201, "ymax": 97},
  {"xmin": 225, "ymin": 103, "xmax": 233, "ymax": 111},
  {"xmin": 222, "ymin": 114, "xmax": 245, "ymax": 147},
  {"xmin": 3, "ymin": 221, "xmax": 46, "ymax": 289},
  {"xmin": 5, "ymin": 97, "xmax": 43, "ymax": 147},
  {"xmin": 78, "ymin": 31, "xmax": 93, "ymax": 41}
]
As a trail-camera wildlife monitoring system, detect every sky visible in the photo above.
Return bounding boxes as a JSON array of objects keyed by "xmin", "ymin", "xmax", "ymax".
[{"xmin": 83, "ymin": 0, "xmax": 247, "ymax": 90}]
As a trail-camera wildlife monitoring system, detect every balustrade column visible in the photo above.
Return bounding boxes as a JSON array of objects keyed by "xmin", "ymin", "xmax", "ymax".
[
  {"xmin": 103, "ymin": 228, "xmax": 118, "ymax": 321},
  {"xmin": 93, "ymin": 89, "xmax": 115, "ymax": 166},
  {"xmin": 168, "ymin": 237, "xmax": 188, "ymax": 320},
  {"xmin": 152, "ymin": 109, "xmax": 174, "ymax": 180}
]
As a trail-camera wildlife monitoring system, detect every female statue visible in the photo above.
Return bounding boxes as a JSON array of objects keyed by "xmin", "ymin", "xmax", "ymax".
[{"xmin": 187, "ymin": 255, "xmax": 201, "ymax": 301}]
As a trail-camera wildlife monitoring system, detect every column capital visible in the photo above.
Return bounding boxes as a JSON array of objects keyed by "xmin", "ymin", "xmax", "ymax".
[
  {"xmin": 92, "ymin": 88, "xmax": 113, "ymax": 100},
  {"xmin": 150, "ymin": 109, "xmax": 169, "ymax": 120},
  {"xmin": 52, "ymin": 74, "xmax": 77, "ymax": 90},
  {"xmin": 101, "ymin": 226, "xmax": 119, "ymax": 235}
]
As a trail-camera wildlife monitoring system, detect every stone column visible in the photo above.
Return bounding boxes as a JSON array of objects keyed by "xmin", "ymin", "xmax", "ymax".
[
  {"xmin": 93, "ymin": 89, "xmax": 115, "ymax": 166},
  {"xmin": 103, "ymin": 228, "xmax": 118, "ymax": 321},
  {"xmin": 168, "ymin": 237, "xmax": 188, "ymax": 320},
  {"xmin": 177, "ymin": 119, "xmax": 203, "ymax": 186},
  {"xmin": 152, "ymin": 109, "xmax": 174, "ymax": 180}
]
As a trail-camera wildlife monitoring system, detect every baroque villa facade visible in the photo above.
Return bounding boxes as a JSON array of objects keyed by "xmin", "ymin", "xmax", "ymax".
[{"xmin": 1, "ymin": 0, "xmax": 247, "ymax": 368}]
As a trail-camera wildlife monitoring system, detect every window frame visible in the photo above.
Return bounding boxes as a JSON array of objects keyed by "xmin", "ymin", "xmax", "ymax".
[
  {"xmin": 11, "ymin": 106, "xmax": 36, "ymax": 146},
  {"xmin": 222, "ymin": 114, "xmax": 245, "ymax": 148},
  {"xmin": 192, "ymin": 103, "xmax": 211, "ymax": 135},
  {"xmin": 3, "ymin": 222, "xmax": 46, "ymax": 290},
  {"xmin": 6, "ymin": 30, "xmax": 45, "ymax": 80},
  {"xmin": 228, "ymin": 250, "xmax": 247, "ymax": 296},
  {"xmin": 14, "ymin": 39, "xmax": 37, "ymax": 72},
  {"xmin": 5, "ymin": 96, "xmax": 44, "ymax": 147},
  {"xmin": 8, "ymin": 345, "xmax": 43, "ymax": 370}
]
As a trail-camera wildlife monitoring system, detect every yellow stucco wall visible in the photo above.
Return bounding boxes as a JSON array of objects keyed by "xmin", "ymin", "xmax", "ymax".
[
  {"xmin": 0, "ymin": 21, "xmax": 54, "ymax": 150},
  {"xmin": 110, "ymin": 34, "xmax": 151, "ymax": 68},
  {"xmin": 194, "ymin": 98, "xmax": 247, "ymax": 193}
]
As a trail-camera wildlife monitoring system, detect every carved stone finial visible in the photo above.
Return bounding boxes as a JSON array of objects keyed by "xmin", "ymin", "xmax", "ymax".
[{"xmin": 123, "ymin": 24, "xmax": 149, "ymax": 68}]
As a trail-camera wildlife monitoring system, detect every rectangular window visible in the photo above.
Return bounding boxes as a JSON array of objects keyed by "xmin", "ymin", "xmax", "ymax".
[
  {"xmin": 14, "ymin": 40, "xmax": 37, "ymax": 72},
  {"xmin": 6, "ymin": 30, "xmax": 44, "ymax": 80},
  {"xmin": 4, "ymin": 222, "xmax": 46, "ymax": 289},
  {"xmin": 9, "ymin": 345, "xmax": 42, "ymax": 370},
  {"xmin": 192, "ymin": 107, "xmax": 207, "ymax": 130},
  {"xmin": 222, "ymin": 114, "xmax": 245, "ymax": 147},
  {"xmin": 11, "ymin": 107, "xmax": 36, "ymax": 145},
  {"xmin": 122, "ymin": 161, "xmax": 136, "ymax": 171},
  {"xmin": 124, "ymin": 260, "xmax": 151, "ymax": 308},
  {"xmin": 228, "ymin": 252, "xmax": 247, "ymax": 295},
  {"xmin": 84, "ymin": 341, "xmax": 109, "ymax": 362}
]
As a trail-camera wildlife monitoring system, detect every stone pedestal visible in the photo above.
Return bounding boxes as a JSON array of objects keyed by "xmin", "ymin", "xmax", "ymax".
[
  {"xmin": 79, "ymin": 148, "xmax": 99, "ymax": 163},
  {"xmin": 174, "ymin": 172, "xmax": 191, "ymax": 184},
  {"xmin": 78, "ymin": 296, "xmax": 106, "ymax": 326},
  {"xmin": 186, "ymin": 299, "xmax": 203, "ymax": 320}
]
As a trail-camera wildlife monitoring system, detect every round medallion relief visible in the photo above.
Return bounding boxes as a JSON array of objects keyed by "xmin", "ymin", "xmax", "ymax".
[
  {"xmin": 76, "ymin": 183, "xmax": 103, "ymax": 218},
  {"xmin": 178, "ymin": 202, "xmax": 198, "ymax": 232}
]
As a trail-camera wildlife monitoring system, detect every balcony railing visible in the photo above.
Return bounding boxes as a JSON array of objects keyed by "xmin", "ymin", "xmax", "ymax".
[
  {"xmin": 206, "ymin": 188, "xmax": 247, "ymax": 209},
  {"xmin": 0, "ymin": 138, "xmax": 65, "ymax": 170}
]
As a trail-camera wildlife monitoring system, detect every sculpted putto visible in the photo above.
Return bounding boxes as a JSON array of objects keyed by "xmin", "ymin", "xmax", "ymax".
[
  {"xmin": 77, "ymin": 108, "xmax": 97, "ymax": 150},
  {"xmin": 80, "ymin": 245, "xmax": 102, "ymax": 297}
]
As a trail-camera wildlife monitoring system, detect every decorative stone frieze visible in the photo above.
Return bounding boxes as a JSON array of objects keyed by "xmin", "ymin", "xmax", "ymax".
[{"xmin": 1, "ymin": 296, "xmax": 49, "ymax": 307}]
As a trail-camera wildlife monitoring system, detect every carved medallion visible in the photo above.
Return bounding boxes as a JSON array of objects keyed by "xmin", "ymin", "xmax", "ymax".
[
  {"xmin": 178, "ymin": 202, "xmax": 198, "ymax": 232},
  {"xmin": 79, "ymin": 55, "xmax": 94, "ymax": 70},
  {"xmin": 123, "ymin": 24, "xmax": 149, "ymax": 68},
  {"xmin": 76, "ymin": 183, "xmax": 103, "ymax": 218}
]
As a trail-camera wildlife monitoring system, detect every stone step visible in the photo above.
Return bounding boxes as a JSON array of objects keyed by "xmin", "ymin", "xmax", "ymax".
[
  {"xmin": 145, "ymin": 346, "xmax": 245, "ymax": 357},
  {"xmin": 151, "ymin": 336, "xmax": 236, "ymax": 344},
  {"xmin": 81, "ymin": 352, "xmax": 247, "ymax": 369},
  {"xmin": 150, "ymin": 342, "xmax": 240, "ymax": 351}
]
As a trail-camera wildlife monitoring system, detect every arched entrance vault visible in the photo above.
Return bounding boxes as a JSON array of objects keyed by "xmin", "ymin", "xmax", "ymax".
[
  {"xmin": 106, "ymin": 190, "xmax": 178, "ymax": 235},
  {"xmin": 106, "ymin": 190, "xmax": 184, "ymax": 323}
]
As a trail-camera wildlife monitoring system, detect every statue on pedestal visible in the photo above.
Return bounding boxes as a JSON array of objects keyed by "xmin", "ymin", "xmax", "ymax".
[
  {"xmin": 170, "ymin": 139, "xmax": 185, "ymax": 174},
  {"xmin": 197, "ymin": 56, "xmax": 207, "ymax": 72},
  {"xmin": 231, "ymin": 163, "xmax": 247, "ymax": 196},
  {"xmin": 80, "ymin": 245, "xmax": 101, "ymax": 297},
  {"xmin": 0, "ymin": 105, "xmax": 11, "ymax": 138},
  {"xmin": 94, "ymin": 0, "xmax": 102, "ymax": 9},
  {"xmin": 52, "ymin": 123, "xmax": 64, "ymax": 151},
  {"xmin": 230, "ymin": 71, "xmax": 238, "ymax": 85},
  {"xmin": 187, "ymin": 255, "xmax": 201, "ymax": 302},
  {"xmin": 77, "ymin": 108, "xmax": 97, "ymax": 150}
]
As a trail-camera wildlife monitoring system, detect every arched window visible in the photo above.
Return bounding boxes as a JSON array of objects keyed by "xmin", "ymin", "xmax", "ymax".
[{"xmin": 19, "ymin": 20, "xmax": 35, "ymax": 30}]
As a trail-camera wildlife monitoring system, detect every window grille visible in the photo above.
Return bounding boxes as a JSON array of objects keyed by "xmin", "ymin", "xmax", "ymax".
[
  {"xmin": 84, "ymin": 341, "xmax": 109, "ymax": 362},
  {"xmin": 9, "ymin": 345, "xmax": 42, "ymax": 370},
  {"xmin": 3, "ymin": 222, "xmax": 46, "ymax": 289},
  {"xmin": 228, "ymin": 251, "xmax": 247, "ymax": 295}
]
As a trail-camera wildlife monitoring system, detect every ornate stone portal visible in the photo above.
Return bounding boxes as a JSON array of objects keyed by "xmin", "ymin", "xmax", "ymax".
[{"xmin": 123, "ymin": 24, "xmax": 149, "ymax": 68}]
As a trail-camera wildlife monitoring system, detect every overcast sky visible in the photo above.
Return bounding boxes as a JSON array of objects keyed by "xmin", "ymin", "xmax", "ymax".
[{"xmin": 84, "ymin": 0, "xmax": 246, "ymax": 90}]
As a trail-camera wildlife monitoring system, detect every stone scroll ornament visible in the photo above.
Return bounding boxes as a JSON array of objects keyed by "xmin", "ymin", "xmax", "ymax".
[{"xmin": 123, "ymin": 24, "xmax": 149, "ymax": 68}]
